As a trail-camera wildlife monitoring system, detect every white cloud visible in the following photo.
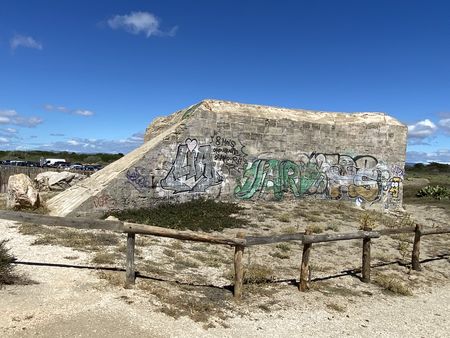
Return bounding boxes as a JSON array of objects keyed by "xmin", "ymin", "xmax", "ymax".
[
  {"xmin": 45, "ymin": 104, "xmax": 94, "ymax": 117},
  {"xmin": 44, "ymin": 104, "xmax": 70, "ymax": 113},
  {"xmin": 10, "ymin": 34, "xmax": 43, "ymax": 51},
  {"xmin": 67, "ymin": 140, "xmax": 80, "ymax": 146},
  {"xmin": 13, "ymin": 116, "xmax": 43, "ymax": 127},
  {"xmin": 407, "ymin": 119, "xmax": 437, "ymax": 139},
  {"xmin": 107, "ymin": 11, "xmax": 177, "ymax": 38},
  {"xmin": 0, "ymin": 128, "xmax": 19, "ymax": 143},
  {"xmin": 33, "ymin": 131, "xmax": 145, "ymax": 154},
  {"xmin": 0, "ymin": 109, "xmax": 43, "ymax": 127},
  {"xmin": 438, "ymin": 118, "xmax": 450, "ymax": 135},
  {"xmin": 407, "ymin": 149, "xmax": 450, "ymax": 164},
  {"xmin": 73, "ymin": 109, "xmax": 94, "ymax": 116}
]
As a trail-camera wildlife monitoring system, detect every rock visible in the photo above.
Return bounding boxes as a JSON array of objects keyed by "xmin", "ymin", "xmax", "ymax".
[
  {"xmin": 35, "ymin": 171, "xmax": 85, "ymax": 192},
  {"xmin": 7, "ymin": 174, "xmax": 40, "ymax": 209},
  {"xmin": 105, "ymin": 215, "xmax": 119, "ymax": 221}
]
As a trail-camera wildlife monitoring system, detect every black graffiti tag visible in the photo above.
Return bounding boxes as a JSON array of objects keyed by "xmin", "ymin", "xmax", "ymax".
[{"xmin": 211, "ymin": 133, "xmax": 247, "ymax": 171}]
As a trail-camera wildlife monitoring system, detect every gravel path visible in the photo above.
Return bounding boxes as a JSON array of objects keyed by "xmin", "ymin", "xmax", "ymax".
[{"xmin": 1, "ymin": 219, "xmax": 449, "ymax": 337}]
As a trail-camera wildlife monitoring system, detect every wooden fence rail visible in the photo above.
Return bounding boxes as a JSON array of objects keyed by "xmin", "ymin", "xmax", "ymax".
[{"xmin": 0, "ymin": 210, "xmax": 448, "ymax": 300}]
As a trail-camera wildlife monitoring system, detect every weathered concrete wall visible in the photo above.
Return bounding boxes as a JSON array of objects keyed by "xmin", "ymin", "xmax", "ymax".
[{"xmin": 47, "ymin": 100, "xmax": 407, "ymax": 217}]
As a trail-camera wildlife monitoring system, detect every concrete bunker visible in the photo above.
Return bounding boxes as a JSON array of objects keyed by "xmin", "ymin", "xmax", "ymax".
[{"xmin": 47, "ymin": 99, "xmax": 408, "ymax": 217}]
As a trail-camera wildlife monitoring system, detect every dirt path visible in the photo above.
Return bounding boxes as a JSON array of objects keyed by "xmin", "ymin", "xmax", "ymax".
[{"xmin": 1, "ymin": 214, "xmax": 449, "ymax": 337}]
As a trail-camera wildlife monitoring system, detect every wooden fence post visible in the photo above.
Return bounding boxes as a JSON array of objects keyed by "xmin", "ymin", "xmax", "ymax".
[
  {"xmin": 299, "ymin": 230, "xmax": 312, "ymax": 291},
  {"xmin": 125, "ymin": 233, "xmax": 136, "ymax": 286},
  {"xmin": 233, "ymin": 231, "xmax": 246, "ymax": 300},
  {"xmin": 412, "ymin": 224, "xmax": 423, "ymax": 271},
  {"xmin": 361, "ymin": 236, "xmax": 371, "ymax": 283}
]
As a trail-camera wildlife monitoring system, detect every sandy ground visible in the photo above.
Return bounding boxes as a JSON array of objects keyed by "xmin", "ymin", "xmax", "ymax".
[{"xmin": 1, "ymin": 200, "xmax": 449, "ymax": 337}]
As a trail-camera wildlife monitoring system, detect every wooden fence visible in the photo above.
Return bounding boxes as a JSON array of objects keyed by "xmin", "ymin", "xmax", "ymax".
[
  {"xmin": 0, "ymin": 210, "xmax": 448, "ymax": 300},
  {"xmin": 0, "ymin": 166, "xmax": 90, "ymax": 193}
]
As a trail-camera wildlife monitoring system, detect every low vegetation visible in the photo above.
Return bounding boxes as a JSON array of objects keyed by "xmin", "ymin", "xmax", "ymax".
[
  {"xmin": 2, "ymin": 162, "xmax": 447, "ymax": 325},
  {"xmin": 243, "ymin": 264, "xmax": 275, "ymax": 284},
  {"xmin": 18, "ymin": 223, "xmax": 120, "ymax": 250},
  {"xmin": 108, "ymin": 199, "xmax": 249, "ymax": 232},
  {"xmin": 404, "ymin": 162, "xmax": 450, "ymax": 212},
  {"xmin": 373, "ymin": 273, "xmax": 412, "ymax": 296},
  {"xmin": 0, "ymin": 240, "xmax": 17, "ymax": 286},
  {"xmin": 416, "ymin": 185, "xmax": 450, "ymax": 200}
]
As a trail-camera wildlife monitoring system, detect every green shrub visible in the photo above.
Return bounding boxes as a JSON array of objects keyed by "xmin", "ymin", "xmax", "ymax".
[
  {"xmin": 0, "ymin": 240, "xmax": 17, "ymax": 286},
  {"xmin": 108, "ymin": 199, "xmax": 248, "ymax": 232},
  {"xmin": 416, "ymin": 185, "xmax": 450, "ymax": 200}
]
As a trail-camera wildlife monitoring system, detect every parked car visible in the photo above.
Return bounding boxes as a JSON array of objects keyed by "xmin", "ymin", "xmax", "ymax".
[
  {"xmin": 44, "ymin": 158, "xmax": 66, "ymax": 167},
  {"xmin": 70, "ymin": 164, "xmax": 84, "ymax": 170},
  {"xmin": 55, "ymin": 162, "xmax": 70, "ymax": 169},
  {"xmin": 10, "ymin": 160, "xmax": 27, "ymax": 166}
]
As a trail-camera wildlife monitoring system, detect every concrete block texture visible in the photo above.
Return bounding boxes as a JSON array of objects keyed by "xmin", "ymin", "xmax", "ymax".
[{"xmin": 47, "ymin": 99, "xmax": 408, "ymax": 217}]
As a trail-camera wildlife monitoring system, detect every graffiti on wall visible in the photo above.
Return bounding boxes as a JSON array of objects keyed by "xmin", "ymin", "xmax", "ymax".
[
  {"xmin": 386, "ymin": 177, "xmax": 402, "ymax": 198},
  {"xmin": 234, "ymin": 153, "xmax": 401, "ymax": 204},
  {"xmin": 126, "ymin": 166, "xmax": 153, "ymax": 192},
  {"xmin": 210, "ymin": 132, "xmax": 247, "ymax": 172},
  {"xmin": 391, "ymin": 165, "xmax": 404, "ymax": 180},
  {"xmin": 93, "ymin": 193, "xmax": 116, "ymax": 209},
  {"xmin": 161, "ymin": 138, "xmax": 223, "ymax": 193}
]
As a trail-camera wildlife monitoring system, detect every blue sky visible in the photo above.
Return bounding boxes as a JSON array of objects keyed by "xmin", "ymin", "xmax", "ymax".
[{"xmin": 0, "ymin": 0, "xmax": 449, "ymax": 162}]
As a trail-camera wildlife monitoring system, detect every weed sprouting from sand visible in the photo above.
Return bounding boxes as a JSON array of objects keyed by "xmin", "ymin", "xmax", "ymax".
[{"xmin": 374, "ymin": 274, "xmax": 412, "ymax": 296}]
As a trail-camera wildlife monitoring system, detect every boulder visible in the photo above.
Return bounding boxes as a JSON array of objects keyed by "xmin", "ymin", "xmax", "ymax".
[
  {"xmin": 35, "ymin": 171, "xmax": 85, "ymax": 192},
  {"xmin": 7, "ymin": 174, "xmax": 40, "ymax": 209}
]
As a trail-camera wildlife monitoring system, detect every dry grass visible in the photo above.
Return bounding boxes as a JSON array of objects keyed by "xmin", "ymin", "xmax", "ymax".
[
  {"xmin": 19, "ymin": 223, "xmax": 120, "ymax": 251},
  {"xmin": 374, "ymin": 273, "xmax": 412, "ymax": 296},
  {"xmin": 7, "ymin": 180, "xmax": 447, "ymax": 318},
  {"xmin": 170, "ymin": 241, "xmax": 183, "ymax": 250},
  {"xmin": 310, "ymin": 263, "xmax": 334, "ymax": 273},
  {"xmin": 97, "ymin": 271, "xmax": 124, "ymax": 287},
  {"xmin": 174, "ymin": 257, "xmax": 200, "ymax": 270},
  {"xmin": 269, "ymin": 251, "xmax": 290, "ymax": 260},
  {"xmin": 282, "ymin": 226, "xmax": 299, "ymax": 234},
  {"xmin": 137, "ymin": 280, "xmax": 233, "ymax": 326},
  {"xmin": 222, "ymin": 263, "xmax": 275, "ymax": 285},
  {"xmin": 244, "ymin": 264, "xmax": 275, "ymax": 284},
  {"xmin": 306, "ymin": 224, "xmax": 324, "ymax": 234},
  {"xmin": 326, "ymin": 302, "xmax": 347, "ymax": 313},
  {"xmin": 275, "ymin": 243, "xmax": 291, "ymax": 252},
  {"xmin": 91, "ymin": 252, "xmax": 120, "ymax": 265},
  {"xmin": 162, "ymin": 248, "xmax": 176, "ymax": 258},
  {"xmin": 192, "ymin": 252, "xmax": 229, "ymax": 268},
  {"xmin": 277, "ymin": 213, "xmax": 292, "ymax": 223},
  {"xmin": 138, "ymin": 259, "xmax": 170, "ymax": 277},
  {"xmin": 325, "ymin": 223, "xmax": 340, "ymax": 232},
  {"xmin": 359, "ymin": 212, "xmax": 376, "ymax": 230}
]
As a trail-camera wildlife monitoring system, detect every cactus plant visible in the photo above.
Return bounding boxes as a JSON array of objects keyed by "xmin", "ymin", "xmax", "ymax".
[{"xmin": 416, "ymin": 185, "xmax": 450, "ymax": 200}]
